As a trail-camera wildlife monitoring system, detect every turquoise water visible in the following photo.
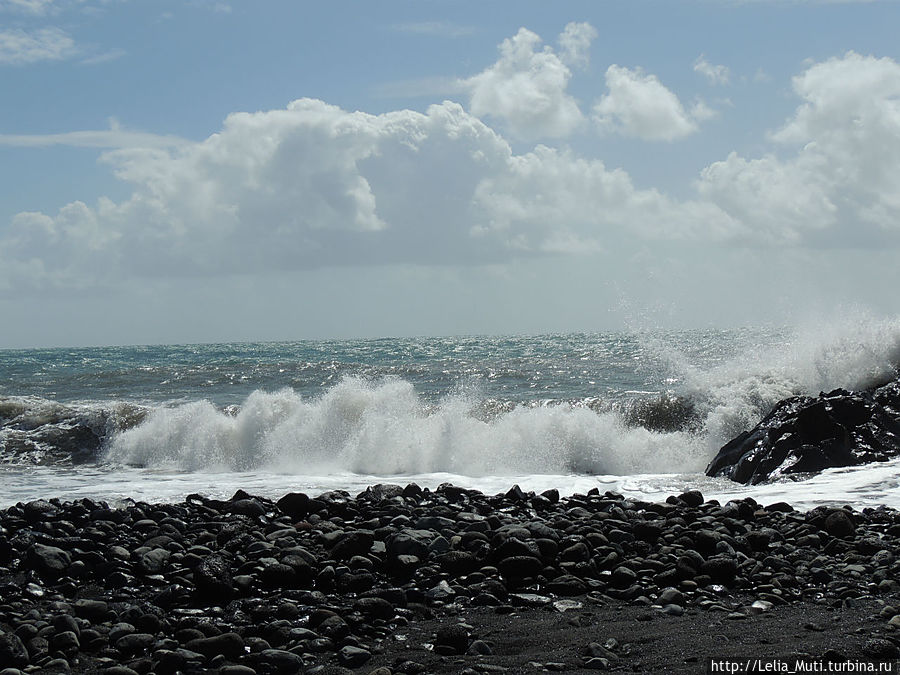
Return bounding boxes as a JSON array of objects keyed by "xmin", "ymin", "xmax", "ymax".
[{"xmin": 2, "ymin": 323, "xmax": 899, "ymax": 509}]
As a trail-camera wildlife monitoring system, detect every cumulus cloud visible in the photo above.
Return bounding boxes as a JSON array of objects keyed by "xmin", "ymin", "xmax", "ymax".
[
  {"xmin": 694, "ymin": 55, "xmax": 730, "ymax": 85},
  {"xmin": 0, "ymin": 26, "xmax": 77, "ymax": 64},
  {"xmin": 4, "ymin": 45, "xmax": 900, "ymax": 295},
  {"xmin": 0, "ymin": 91, "xmax": 736, "ymax": 293},
  {"xmin": 558, "ymin": 21, "xmax": 597, "ymax": 68},
  {"xmin": 0, "ymin": 100, "xmax": 516, "ymax": 289},
  {"xmin": 460, "ymin": 26, "xmax": 588, "ymax": 140},
  {"xmin": 474, "ymin": 145, "xmax": 736, "ymax": 250},
  {"xmin": 697, "ymin": 51, "xmax": 900, "ymax": 244},
  {"xmin": 593, "ymin": 65, "xmax": 701, "ymax": 141}
]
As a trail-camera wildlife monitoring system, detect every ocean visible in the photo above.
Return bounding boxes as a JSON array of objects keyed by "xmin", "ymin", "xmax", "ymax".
[{"xmin": 2, "ymin": 320, "xmax": 900, "ymax": 510}]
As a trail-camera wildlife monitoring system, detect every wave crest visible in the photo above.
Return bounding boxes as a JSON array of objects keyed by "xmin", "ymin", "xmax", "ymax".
[{"xmin": 105, "ymin": 377, "xmax": 706, "ymax": 475}]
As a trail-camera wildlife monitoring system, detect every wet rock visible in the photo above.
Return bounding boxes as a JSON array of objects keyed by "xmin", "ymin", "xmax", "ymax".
[
  {"xmin": 194, "ymin": 553, "xmax": 233, "ymax": 602},
  {"xmin": 276, "ymin": 492, "xmax": 310, "ymax": 519},
  {"xmin": 707, "ymin": 381, "xmax": 900, "ymax": 484},
  {"xmin": 27, "ymin": 543, "xmax": 71, "ymax": 577},
  {"xmin": 228, "ymin": 498, "xmax": 266, "ymax": 518}
]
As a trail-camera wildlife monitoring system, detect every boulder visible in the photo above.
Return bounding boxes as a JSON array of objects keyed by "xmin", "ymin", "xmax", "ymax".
[{"xmin": 707, "ymin": 380, "xmax": 900, "ymax": 484}]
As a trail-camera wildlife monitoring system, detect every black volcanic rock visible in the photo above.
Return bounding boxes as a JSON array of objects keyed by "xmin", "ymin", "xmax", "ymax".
[{"xmin": 707, "ymin": 379, "xmax": 900, "ymax": 484}]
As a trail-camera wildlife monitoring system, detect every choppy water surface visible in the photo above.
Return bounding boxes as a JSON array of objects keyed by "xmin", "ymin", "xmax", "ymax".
[{"xmin": 2, "ymin": 318, "xmax": 899, "ymax": 509}]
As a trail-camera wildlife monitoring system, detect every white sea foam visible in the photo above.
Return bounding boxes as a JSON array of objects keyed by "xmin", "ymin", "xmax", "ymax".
[
  {"xmin": 102, "ymin": 313, "xmax": 900, "ymax": 489},
  {"xmin": 105, "ymin": 377, "xmax": 706, "ymax": 475}
]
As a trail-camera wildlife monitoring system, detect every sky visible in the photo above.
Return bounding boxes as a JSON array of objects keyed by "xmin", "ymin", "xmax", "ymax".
[{"xmin": 2, "ymin": 0, "xmax": 900, "ymax": 348}]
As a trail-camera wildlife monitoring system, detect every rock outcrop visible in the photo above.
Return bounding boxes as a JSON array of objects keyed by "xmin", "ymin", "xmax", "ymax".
[{"xmin": 707, "ymin": 379, "xmax": 900, "ymax": 484}]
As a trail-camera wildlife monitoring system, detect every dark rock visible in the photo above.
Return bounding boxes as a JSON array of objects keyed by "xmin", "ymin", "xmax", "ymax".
[
  {"xmin": 115, "ymin": 632, "xmax": 155, "ymax": 655},
  {"xmin": 541, "ymin": 488, "xmax": 560, "ymax": 503},
  {"xmin": 610, "ymin": 566, "xmax": 637, "ymax": 588},
  {"xmin": 253, "ymin": 649, "xmax": 304, "ymax": 672},
  {"xmin": 498, "ymin": 555, "xmax": 544, "ymax": 579},
  {"xmin": 436, "ymin": 550, "xmax": 479, "ymax": 576},
  {"xmin": 259, "ymin": 561, "xmax": 299, "ymax": 588},
  {"xmin": 353, "ymin": 597, "xmax": 395, "ymax": 621},
  {"xmin": 50, "ymin": 630, "xmax": 80, "ymax": 654},
  {"xmin": 863, "ymin": 639, "xmax": 900, "ymax": 659},
  {"xmin": 824, "ymin": 510, "xmax": 856, "ymax": 538},
  {"xmin": 435, "ymin": 623, "xmax": 469, "ymax": 654},
  {"xmin": 137, "ymin": 547, "xmax": 170, "ymax": 574},
  {"xmin": 546, "ymin": 574, "xmax": 587, "ymax": 596},
  {"xmin": 707, "ymin": 381, "xmax": 900, "ymax": 484},
  {"xmin": 73, "ymin": 598, "xmax": 110, "ymax": 622},
  {"xmin": 700, "ymin": 556, "xmax": 738, "ymax": 585},
  {"xmin": 657, "ymin": 587, "xmax": 685, "ymax": 606},
  {"xmin": 337, "ymin": 645, "xmax": 372, "ymax": 667},
  {"xmin": 0, "ymin": 631, "xmax": 29, "ymax": 668},
  {"xmin": 185, "ymin": 632, "xmax": 244, "ymax": 660},
  {"xmin": 329, "ymin": 530, "xmax": 374, "ymax": 559},
  {"xmin": 276, "ymin": 492, "xmax": 310, "ymax": 518},
  {"xmin": 633, "ymin": 521, "xmax": 663, "ymax": 542},
  {"xmin": 228, "ymin": 498, "xmax": 266, "ymax": 518},
  {"xmin": 26, "ymin": 542, "xmax": 71, "ymax": 577},
  {"xmin": 678, "ymin": 491, "xmax": 704, "ymax": 507},
  {"xmin": 194, "ymin": 554, "xmax": 233, "ymax": 602},
  {"xmin": 387, "ymin": 529, "xmax": 433, "ymax": 560},
  {"xmin": 52, "ymin": 614, "xmax": 81, "ymax": 637}
]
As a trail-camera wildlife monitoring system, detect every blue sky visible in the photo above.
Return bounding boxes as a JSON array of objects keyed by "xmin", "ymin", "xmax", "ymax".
[{"xmin": 2, "ymin": 0, "xmax": 900, "ymax": 347}]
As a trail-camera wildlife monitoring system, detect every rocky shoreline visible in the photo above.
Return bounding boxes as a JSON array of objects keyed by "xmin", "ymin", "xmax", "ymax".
[{"xmin": 1, "ymin": 484, "xmax": 899, "ymax": 674}]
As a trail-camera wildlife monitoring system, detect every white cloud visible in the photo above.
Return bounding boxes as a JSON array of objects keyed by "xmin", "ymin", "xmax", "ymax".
[
  {"xmin": 558, "ymin": 21, "xmax": 597, "ymax": 68},
  {"xmin": 0, "ymin": 125, "xmax": 189, "ymax": 149},
  {"xmin": 0, "ymin": 92, "xmax": 737, "ymax": 292},
  {"xmin": 5, "ymin": 48, "xmax": 900, "ymax": 296},
  {"xmin": 0, "ymin": 26, "xmax": 77, "ymax": 64},
  {"xmin": 0, "ymin": 0, "xmax": 56, "ymax": 14},
  {"xmin": 0, "ymin": 100, "xmax": 517, "ymax": 288},
  {"xmin": 460, "ymin": 27, "xmax": 588, "ymax": 140},
  {"xmin": 474, "ymin": 145, "xmax": 737, "ymax": 249},
  {"xmin": 593, "ymin": 65, "xmax": 700, "ymax": 141},
  {"xmin": 697, "ymin": 51, "xmax": 900, "ymax": 244},
  {"xmin": 697, "ymin": 152, "xmax": 836, "ymax": 243},
  {"xmin": 694, "ymin": 55, "xmax": 730, "ymax": 85}
]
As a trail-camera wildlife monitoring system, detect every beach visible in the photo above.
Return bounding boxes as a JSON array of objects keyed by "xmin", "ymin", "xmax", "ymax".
[{"xmin": 1, "ymin": 483, "xmax": 898, "ymax": 673}]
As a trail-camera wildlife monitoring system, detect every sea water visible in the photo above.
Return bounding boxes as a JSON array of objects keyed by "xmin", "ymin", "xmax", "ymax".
[{"xmin": 2, "ymin": 318, "xmax": 900, "ymax": 510}]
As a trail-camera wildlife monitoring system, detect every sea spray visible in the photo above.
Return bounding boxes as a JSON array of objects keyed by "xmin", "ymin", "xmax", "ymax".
[
  {"xmin": 105, "ymin": 377, "xmax": 707, "ymax": 475},
  {"xmin": 3, "ymin": 316, "xmax": 900, "ymax": 492}
]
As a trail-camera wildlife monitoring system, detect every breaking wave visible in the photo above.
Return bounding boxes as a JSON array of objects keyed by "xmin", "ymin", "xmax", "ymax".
[{"xmin": 4, "ymin": 314, "xmax": 899, "ymax": 478}]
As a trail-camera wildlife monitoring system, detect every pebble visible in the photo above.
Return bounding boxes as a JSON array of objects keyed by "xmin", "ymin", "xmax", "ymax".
[{"xmin": 0, "ymin": 483, "xmax": 896, "ymax": 673}]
